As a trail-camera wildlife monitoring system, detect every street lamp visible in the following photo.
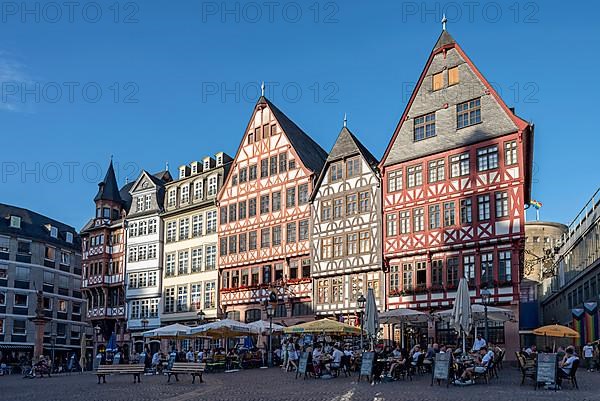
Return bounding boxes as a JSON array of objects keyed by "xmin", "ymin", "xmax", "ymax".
[
  {"xmin": 266, "ymin": 303, "xmax": 274, "ymax": 367},
  {"xmin": 196, "ymin": 310, "xmax": 205, "ymax": 350},
  {"xmin": 481, "ymin": 288, "xmax": 491, "ymax": 343},
  {"xmin": 357, "ymin": 294, "xmax": 366, "ymax": 351}
]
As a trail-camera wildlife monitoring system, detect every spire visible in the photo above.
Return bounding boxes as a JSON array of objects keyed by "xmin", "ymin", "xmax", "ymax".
[
  {"xmin": 441, "ymin": 13, "xmax": 447, "ymax": 31},
  {"xmin": 94, "ymin": 160, "xmax": 123, "ymax": 204},
  {"xmin": 343, "ymin": 113, "xmax": 347, "ymax": 128},
  {"xmin": 261, "ymin": 81, "xmax": 265, "ymax": 97},
  {"xmin": 165, "ymin": 161, "xmax": 169, "ymax": 172}
]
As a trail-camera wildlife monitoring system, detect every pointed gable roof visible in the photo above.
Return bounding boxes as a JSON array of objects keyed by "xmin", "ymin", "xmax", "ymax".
[
  {"xmin": 262, "ymin": 97, "xmax": 328, "ymax": 174},
  {"xmin": 311, "ymin": 126, "xmax": 379, "ymax": 198},
  {"xmin": 94, "ymin": 161, "xmax": 122, "ymax": 204},
  {"xmin": 433, "ymin": 30, "xmax": 456, "ymax": 51},
  {"xmin": 327, "ymin": 127, "xmax": 379, "ymax": 169},
  {"xmin": 380, "ymin": 30, "xmax": 531, "ymax": 168}
]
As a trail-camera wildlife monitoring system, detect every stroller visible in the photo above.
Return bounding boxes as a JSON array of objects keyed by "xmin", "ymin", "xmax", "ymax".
[{"xmin": 23, "ymin": 358, "xmax": 51, "ymax": 379}]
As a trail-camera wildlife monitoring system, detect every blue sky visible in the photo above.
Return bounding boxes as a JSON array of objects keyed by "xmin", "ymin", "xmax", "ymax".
[{"xmin": 0, "ymin": 0, "xmax": 598, "ymax": 230}]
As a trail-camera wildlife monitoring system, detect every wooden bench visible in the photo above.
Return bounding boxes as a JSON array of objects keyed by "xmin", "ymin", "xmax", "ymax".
[
  {"xmin": 96, "ymin": 364, "xmax": 145, "ymax": 384},
  {"xmin": 165, "ymin": 362, "xmax": 206, "ymax": 383}
]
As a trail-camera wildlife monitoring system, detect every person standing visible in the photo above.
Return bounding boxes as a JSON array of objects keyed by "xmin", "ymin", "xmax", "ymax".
[{"xmin": 583, "ymin": 343, "xmax": 594, "ymax": 371}]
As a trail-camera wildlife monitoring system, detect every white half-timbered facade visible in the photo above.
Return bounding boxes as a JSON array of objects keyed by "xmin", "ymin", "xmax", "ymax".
[
  {"xmin": 218, "ymin": 96, "xmax": 327, "ymax": 325},
  {"xmin": 310, "ymin": 126, "xmax": 383, "ymax": 320}
]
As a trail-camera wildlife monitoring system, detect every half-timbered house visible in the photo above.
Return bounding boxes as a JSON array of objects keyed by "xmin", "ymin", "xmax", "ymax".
[
  {"xmin": 310, "ymin": 125, "xmax": 383, "ymax": 322},
  {"xmin": 218, "ymin": 96, "xmax": 327, "ymax": 325},
  {"xmin": 379, "ymin": 29, "xmax": 534, "ymax": 354}
]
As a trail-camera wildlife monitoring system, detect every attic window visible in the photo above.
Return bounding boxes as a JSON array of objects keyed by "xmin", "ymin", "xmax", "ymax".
[
  {"xmin": 448, "ymin": 66, "xmax": 459, "ymax": 86},
  {"xmin": 204, "ymin": 160, "xmax": 210, "ymax": 170},
  {"xmin": 66, "ymin": 232, "xmax": 74, "ymax": 244},
  {"xmin": 432, "ymin": 71, "xmax": 444, "ymax": 91},
  {"xmin": 248, "ymin": 132, "xmax": 254, "ymax": 144},
  {"xmin": 216, "ymin": 154, "xmax": 223, "ymax": 166},
  {"xmin": 50, "ymin": 226, "xmax": 58, "ymax": 238},
  {"xmin": 9, "ymin": 216, "xmax": 21, "ymax": 229},
  {"xmin": 179, "ymin": 167, "xmax": 187, "ymax": 179},
  {"xmin": 191, "ymin": 164, "xmax": 198, "ymax": 174}
]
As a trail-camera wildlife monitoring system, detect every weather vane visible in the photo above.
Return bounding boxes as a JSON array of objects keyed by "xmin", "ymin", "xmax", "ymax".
[{"xmin": 442, "ymin": 14, "xmax": 447, "ymax": 31}]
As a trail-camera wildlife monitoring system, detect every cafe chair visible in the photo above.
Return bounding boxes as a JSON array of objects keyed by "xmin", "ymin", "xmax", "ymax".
[{"xmin": 515, "ymin": 353, "xmax": 536, "ymax": 386}]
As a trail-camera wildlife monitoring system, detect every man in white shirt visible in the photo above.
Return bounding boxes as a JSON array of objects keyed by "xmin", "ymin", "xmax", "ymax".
[
  {"xmin": 411, "ymin": 345, "xmax": 422, "ymax": 366},
  {"xmin": 472, "ymin": 334, "xmax": 487, "ymax": 352},
  {"xmin": 197, "ymin": 349, "xmax": 204, "ymax": 362},
  {"xmin": 327, "ymin": 345, "xmax": 344, "ymax": 374},
  {"xmin": 557, "ymin": 347, "xmax": 579, "ymax": 388},
  {"xmin": 186, "ymin": 348, "xmax": 195, "ymax": 363},
  {"xmin": 460, "ymin": 347, "xmax": 492, "ymax": 382},
  {"xmin": 583, "ymin": 343, "xmax": 594, "ymax": 371}
]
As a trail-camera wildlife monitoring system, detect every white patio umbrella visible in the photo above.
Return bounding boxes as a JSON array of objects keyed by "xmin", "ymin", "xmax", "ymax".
[
  {"xmin": 434, "ymin": 304, "xmax": 514, "ymax": 323},
  {"xmin": 364, "ymin": 288, "xmax": 379, "ymax": 350},
  {"xmin": 190, "ymin": 319, "xmax": 252, "ymax": 338},
  {"xmin": 247, "ymin": 320, "xmax": 285, "ymax": 334},
  {"xmin": 379, "ymin": 308, "xmax": 429, "ymax": 349},
  {"xmin": 142, "ymin": 323, "xmax": 192, "ymax": 338},
  {"xmin": 450, "ymin": 278, "xmax": 472, "ymax": 355}
]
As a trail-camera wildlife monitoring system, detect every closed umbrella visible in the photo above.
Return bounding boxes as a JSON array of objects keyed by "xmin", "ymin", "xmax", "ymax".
[
  {"xmin": 106, "ymin": 332, "xmax": 117, "ymax": 352},
  {"xmin": 450, "ymin": 278, "xmax": 472, "ymax": 355},
  {"xmin": 364, "ymin": 288, "xmax": 379, "ymax": 350}
]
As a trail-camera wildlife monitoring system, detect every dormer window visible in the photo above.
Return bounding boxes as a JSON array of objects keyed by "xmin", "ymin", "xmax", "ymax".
[
  {"xmin": 50, "ymin": 226, "xmax": 58, "ymax": 238},
  {"xmin": 216, "ymin": 154, "xmax": 223, "ymax": 166},
  {"xmin": 9, "ymin": 216, "xmax": 21, "ymax": 229},
  {"xmin": 203, "ymin": 160, "xmax": 210, "ymax": 170},
  {"xmin": 136, "ymin": 196, "xmax": 144, "ymax": 212},
  {"xmin": 179, "ymin": 167, "xmax": 187, "ymax": 179},
  {"xmin": 66, "ymin": 232, "xmax": 74, "ymax": 244},
  {"xmin": 102, "ymin": 207, "xmax": 111, "ymax": 219},
  {"xmin": 191, "ymin": 164, "xmax": 198, "ymax": 175},
  {"xmin": 145, "ymin": 194, "xmax": 152, "ymax": 210}
]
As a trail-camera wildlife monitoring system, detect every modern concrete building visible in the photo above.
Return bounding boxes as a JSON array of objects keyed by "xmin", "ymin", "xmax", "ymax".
[
  {"xmin": 0, "ymin": 203, "xmax": 85, "ymax": 365},
  {"xmin": 125, "ymin": 170, "xmax": 172, "ymax": 352},
  {"xmin": 161, "ymin": 153, "xmax": 231, "ymax": 329},
  {"xmin": 540, "ymin": 188, "xmax": 600, "ymax": 345}
]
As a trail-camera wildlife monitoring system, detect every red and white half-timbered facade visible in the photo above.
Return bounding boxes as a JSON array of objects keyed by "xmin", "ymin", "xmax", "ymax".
[
  {"xmin": 218, "ymin": 96, "xmax": 327, "ymax": 325},
  {"xmin": 380, "ymin": 30, "xmax": 534, "ymax": 353}
]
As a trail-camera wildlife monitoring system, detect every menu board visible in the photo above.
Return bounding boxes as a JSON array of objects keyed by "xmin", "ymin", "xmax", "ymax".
[
  {"xmin": 360, "ymin": 352, "xmax": 375, "ymax": 379},
  {"xmin": 536, "ymin": 353, "xmax": 557, "ymax": 384},
  {"xmin": 296, "ymin": 352, "xmax": 309, "ymax": 379},
  {"xmin": 433, "ymin": 352, "xmax": 451, "ymax": 382}
]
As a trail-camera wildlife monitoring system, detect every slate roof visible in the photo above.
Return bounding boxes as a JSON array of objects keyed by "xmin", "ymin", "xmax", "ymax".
[
  {"xmin": 433, "ymin": 30, "xmax": 456, "ymax": 51},
  {"xmin": 327, "ymin": 127, "xmax": 379, "ymax": 170},
  {"xmin": 94, "ymin": 161, "xmax": 122, "ymax": 204},
  {"xmin": 311, "ymin": 126, "xmax": 380, "ymax": 199},
  {"xmin": 0, "ymin": 203, "xmax": 81, "ymax": 249},
  {"xmin": 261, "ymin": 97, "xmax": 328, "ymax": 175}
]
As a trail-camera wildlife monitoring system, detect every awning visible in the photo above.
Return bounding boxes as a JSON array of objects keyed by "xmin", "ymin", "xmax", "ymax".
[{"xmin": 0, "ymin": 344, "xmax": 33, "ymax": 350}]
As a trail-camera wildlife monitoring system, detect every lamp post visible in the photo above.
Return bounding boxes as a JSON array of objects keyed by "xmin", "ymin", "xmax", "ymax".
[
  {"xmin": 266, "ymin": 304, "xmax": 274, "ymax": 367},
  {"xmin": 357, "ymin": 294, "xmax": 366, "ymax": 351},
  {"xmin": 140, "ymin": 318, "xmax": 149, "ymax": 352},
  {"xmin": 196, "ymin": 310, "xmax": 205, "ymax": 350},
  {"xmin": 481, "ymin": 288, "xmax": 491, "ymax": 343}
]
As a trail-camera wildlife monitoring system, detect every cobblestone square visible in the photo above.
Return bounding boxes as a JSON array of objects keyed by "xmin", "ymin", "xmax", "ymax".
[{"xmin": 0, "ymin": 367, "xmax": 598, "ymax": 401}]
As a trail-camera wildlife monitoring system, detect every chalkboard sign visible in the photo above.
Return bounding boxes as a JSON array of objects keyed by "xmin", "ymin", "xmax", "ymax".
[
  {"xmin": 296, "ymin": 352, "xmax": 309, "ymax": 379},
  {"xmin": 431, "ymin": 352, "xmax": 451, "ymax": 387},
  {"xmin": 536, "ymin": 353, "xmax": 557, "ymax": 386},
  {"xmin": 358, "ymin": 352, "xmax": 375, "ymax": 382}
]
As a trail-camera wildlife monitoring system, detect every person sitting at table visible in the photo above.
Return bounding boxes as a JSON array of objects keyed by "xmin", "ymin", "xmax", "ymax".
[
  {"xmin": 557, "ymin": 346, "xmax": 579, "ymax": 388},
  {"xmin": 197, "ymin": 349, "xmax": 205, "ymax": 362},
  {"xmin": 472, "ymin": 334, "xmax": 487, "ymax": 352},
  {"xmin": 326, "ymin": 344, "xmax": 344, "ymax": 375},
  {"xmin": 410, "ymin": 345, "xmax": 423, "ymax": 367},
  {"xmin": 524, "ymin": 344, "xmax": 537, "ymax": 359},
  {"xmin": 386, "ymin": 348, "xmax": 408, "ymax": 378},
  {"xmin": 460, "ymin": 346, "xmax": 492, "ymax": 383},
  {"xmin": 343, "ymin": 345, "xmax": 353, "ymax": 358},
  {"xmin": 151, "ymin": 350, "xmax": 161, "ymax": 373},
  {"xmin": 312, "ymin": 344, "xmax": 323, "ymax": 376}
]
